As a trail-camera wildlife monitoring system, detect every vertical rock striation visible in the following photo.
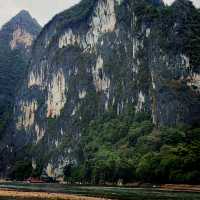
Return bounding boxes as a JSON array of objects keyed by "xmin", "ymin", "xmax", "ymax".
[
  {"xmin": 0, "ymin": 10, "xmax": 41, "ymax": 177},
  {"xmin": 14, "ymin": 0, "xmax": 200, "ymax": 178}
]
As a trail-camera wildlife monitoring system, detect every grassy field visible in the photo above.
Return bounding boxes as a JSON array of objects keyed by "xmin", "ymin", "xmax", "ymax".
[{"xmin": 1, "ymin": 182, "xmax": 200, "ymax": 199}]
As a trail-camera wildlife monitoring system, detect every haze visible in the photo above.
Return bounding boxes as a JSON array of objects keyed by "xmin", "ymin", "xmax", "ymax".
[{"xmin": 0, "ymin": 0, "xmax": 80, "ymax": 27}]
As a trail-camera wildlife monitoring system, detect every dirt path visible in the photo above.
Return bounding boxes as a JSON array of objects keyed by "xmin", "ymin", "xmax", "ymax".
[{"xmin": 0, "ymin": 189, "xmax": 110, "ymax": 200}]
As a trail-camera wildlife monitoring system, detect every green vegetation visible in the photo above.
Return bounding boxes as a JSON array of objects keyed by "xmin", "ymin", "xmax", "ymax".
[
  {"xmin": 63, "ymin": 110, "xmax": 200, "ymax": 184},
  {"xmin": 0, "ymin": 46, "xmax": 27, "ymax": 139},
  {"xmin": 41, "ymin": 0, "xmax": 97, "ymax": 39},
  {"xmin": 0, "ymin": 10, "xmax": 40, "ymax": 141},
  {"xmin": 171, "ymin": 0, "xmax": 200, "ymax": 70},
  {"xmin": 9, "ymin": 160, "xmax": 32, "ymax": 181},
  {"xmin": 133, "ymin": 0, "xmax": 200, "ymax": 70},
  {"xmin": 4, "ymin": 0, "xmax": 200, "ymax": 185},
  {"xmin": 58, "ymin": 0, "xmax": 97, "ymax": 26}
]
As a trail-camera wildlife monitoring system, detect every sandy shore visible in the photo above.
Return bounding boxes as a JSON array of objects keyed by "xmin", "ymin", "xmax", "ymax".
[
  {"xmin": 160, "ymin": 184, "xmax": 200, "ymax": 193},
  {"xmin": 0, "ymin": 190, "xmax": 110, "ymax": 200}
]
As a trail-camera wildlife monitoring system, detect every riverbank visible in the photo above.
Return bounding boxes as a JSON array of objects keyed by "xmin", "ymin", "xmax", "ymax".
[
  {"xmin": 1, "ymin": 180, "xmax": 200, "ymax": 193},
  {"xmin": 160, "ymin": 184, "xmax": 200, "ymax": 193},
  {"xmin": 1, "ymin": 182, "xmax": 200, "ymax": 200},
  {"xmin": 2, "ymin": 179, "xmax": 200, "ymax": 191},
  {"xmin": 0, "ymin": 189, "xmax": 110, "ymax": 200}
]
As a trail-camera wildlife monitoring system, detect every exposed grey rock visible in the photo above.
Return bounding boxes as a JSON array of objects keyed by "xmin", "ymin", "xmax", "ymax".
[{"xmin": 11, "ymin": 0, "xmax": 200, "ymax": 178}]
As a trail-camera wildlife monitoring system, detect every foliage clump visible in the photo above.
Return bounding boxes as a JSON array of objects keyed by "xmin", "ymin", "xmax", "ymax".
[{"xmin": 63, "ymin": 108, "xmax": 200, "ymax": 184}]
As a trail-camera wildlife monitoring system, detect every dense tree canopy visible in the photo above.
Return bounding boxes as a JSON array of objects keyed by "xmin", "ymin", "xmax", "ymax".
[{"xmin": 62, "ymin": 109, "xmax": 200, "ymax": 184}]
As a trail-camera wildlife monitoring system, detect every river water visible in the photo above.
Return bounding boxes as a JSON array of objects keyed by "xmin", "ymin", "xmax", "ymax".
[{"xmin": 0, "ymin": 182, "xmax": 200, "ymax": 199}]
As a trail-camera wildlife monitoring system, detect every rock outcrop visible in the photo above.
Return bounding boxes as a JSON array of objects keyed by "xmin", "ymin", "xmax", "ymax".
[
  {"xmin": 0, "ymin": 10, "xmax": 41, "ymax": 176},
  {"xmin": 12, "ymin": 0, "xmax": 200, "ymax": 178}
]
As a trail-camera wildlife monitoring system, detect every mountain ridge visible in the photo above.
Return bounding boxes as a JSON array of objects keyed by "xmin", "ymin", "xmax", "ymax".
[
  {"xmin": 0, "ymin": 0, "xmax": 199, "ymax": 183},
  {"xmin": 12, "ymin": 0, "xmax": 200, "ymax": 180},
  {"xmin": 0, "ymin": 10, "xmax": 41, "ymax": 177},
  {"xmin": 0, "ymin": 10, "xmax": 41, "ymax": 55}
]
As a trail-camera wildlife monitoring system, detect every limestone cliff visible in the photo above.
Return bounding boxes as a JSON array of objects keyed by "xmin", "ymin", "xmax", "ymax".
[
  {"xmin": 0, "ymin": 10, "xmax": 41, "ymax": 176},
  {"xmin": 0, "ymin": 10, "xmax": 41, "ymax": 56},
  {"xmin": 14, "ymin": 0, "xmax": 200, "ymax": 179}
]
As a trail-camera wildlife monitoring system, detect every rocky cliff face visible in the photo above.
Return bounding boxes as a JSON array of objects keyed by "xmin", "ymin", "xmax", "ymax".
[
  {"xmin": 14, "ymin": 0, "xmax": 200, "ymax": 179},
  {"xmin": 0, "ymin": 10, "xmax": 41, "ymax": 176},
  {"xmin": 0, "ymin": 10, "xmax": 41, "ymax": 56}
]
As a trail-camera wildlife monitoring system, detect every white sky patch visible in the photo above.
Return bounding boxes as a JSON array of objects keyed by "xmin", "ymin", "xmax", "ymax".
[{"xmin": 0, "ymin": 0, "xmax": 81, "ymax": 27}]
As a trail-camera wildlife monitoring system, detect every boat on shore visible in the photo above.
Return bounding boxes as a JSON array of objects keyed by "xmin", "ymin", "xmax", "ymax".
[{"xmin": 26, "ymin": 177, "xmax": 46, "ymax": 184}]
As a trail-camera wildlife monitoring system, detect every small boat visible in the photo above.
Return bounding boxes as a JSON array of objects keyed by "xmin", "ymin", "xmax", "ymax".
[{"xmin": 26, "ymin": 177, "xmax": 45, "ymax": 183}]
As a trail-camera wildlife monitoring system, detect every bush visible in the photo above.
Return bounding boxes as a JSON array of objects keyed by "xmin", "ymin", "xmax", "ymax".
[{"xmin": 10, "ymin": 160, "xmax": 32, "ymax": 181}]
